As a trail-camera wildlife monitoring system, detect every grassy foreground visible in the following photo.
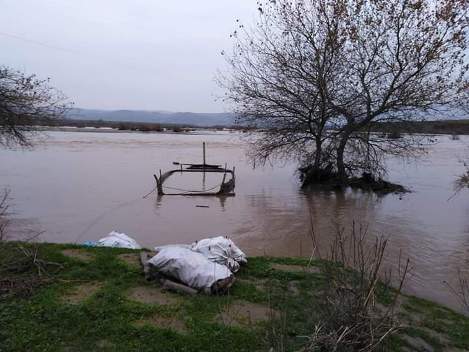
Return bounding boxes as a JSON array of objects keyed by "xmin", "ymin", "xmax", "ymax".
[{"xmin": 0, "ymin": 243, "xmax": 468, "ymax": 352}]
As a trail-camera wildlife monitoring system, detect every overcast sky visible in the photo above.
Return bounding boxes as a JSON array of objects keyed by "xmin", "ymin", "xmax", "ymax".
[{"xmin": 0, "ymin": 0, "xmax": 257, "ymax": 113}]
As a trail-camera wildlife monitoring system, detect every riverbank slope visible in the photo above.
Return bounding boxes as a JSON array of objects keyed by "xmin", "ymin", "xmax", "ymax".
[{"xmin": 1, "ymin": 243, "xmax": 468, "ymax": 351}]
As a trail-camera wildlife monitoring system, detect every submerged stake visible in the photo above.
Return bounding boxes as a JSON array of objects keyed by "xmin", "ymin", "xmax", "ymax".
[{"xmin": 203, "ymin": 142, "xmax": 206, "ymax": 166}]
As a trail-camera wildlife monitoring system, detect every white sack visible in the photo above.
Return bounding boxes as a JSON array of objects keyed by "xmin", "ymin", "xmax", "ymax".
[
  {"xmin": 191, "ymin": 236, "xmax": 247, "ymax": 273},
  {"xmin": 96, "ymin": 231, "xmax": 141, "ymax": 249},
  {"xmin": 154, "ymin": 244, "xmax": 191, "ymax": 251},
  {"xmin": 148, "ymin": 246, "xmax": 233, "ymax": 291}
]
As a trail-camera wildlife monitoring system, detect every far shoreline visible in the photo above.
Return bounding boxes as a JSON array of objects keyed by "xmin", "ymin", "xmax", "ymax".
[{"xmin": 32, "ymin": 117, "xmax": 469, "ymax": 136}]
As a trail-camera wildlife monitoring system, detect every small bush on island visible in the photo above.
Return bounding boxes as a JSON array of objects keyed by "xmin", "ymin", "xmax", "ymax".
[
  {"xmin": 138, "ymin": 124, "xmax": 163, "ymax": 132},
  {"xmin": 299, "ymin": 167, "xmax": 407, "ymax": 194},
  {"xmin": 454, "ymin": 162, "xmax": 469, "ymax": 194},
  {"xmin": 387, "ymin": 131, "xmax": 402, "ymax": 140}
]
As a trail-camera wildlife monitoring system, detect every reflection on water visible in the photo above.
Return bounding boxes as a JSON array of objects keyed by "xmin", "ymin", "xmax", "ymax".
[{"xmin": 1, "ymin": 131, "xmax": 469, "ymax": 312}]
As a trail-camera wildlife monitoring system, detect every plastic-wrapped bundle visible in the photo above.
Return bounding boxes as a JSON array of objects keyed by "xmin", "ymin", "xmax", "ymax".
[
  {"xmin": 191, "ymin": 236, "xmax": 247, "ymax": 273},
  {"xmin": 96, "ymin": 231, "xmax": 141, "ymax": 249},
  {"xmin": 148, "ymin": 246, "xmax": 234, "ymax": 293}
]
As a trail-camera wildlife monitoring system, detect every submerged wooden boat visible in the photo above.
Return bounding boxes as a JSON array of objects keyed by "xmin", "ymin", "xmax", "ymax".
[{"xmin": 153, "ymin": 143, "xmax": 235, "ymax": 196}]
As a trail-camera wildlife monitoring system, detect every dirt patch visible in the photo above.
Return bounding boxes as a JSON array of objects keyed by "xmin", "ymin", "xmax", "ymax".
[
  {"xmin": 271, "ymin": 263, "xmax": 320, "ymax": 274},
  {"xmin": 127, "ymin": 286, "xmax": 178, "ymax": 306},
  {"xmin": 63, "ymin": 282, "xmax": 102, "ymax": 304},
  {"xmin": 96, "ymin": 340, "xmax": 115, "ymax": 349},
  {"xmin": 134, "ymin": 314, "xmax": 187, "ymax": 333},
  {"xmin": 237, "ymin": 278, "xmax": 267, "ymax": 292},
  {"xmin": 117, "ymin": 253, "xmax": 140, "ymax": 268},
  {"xmin": 217, "ymin": 300, "xmax": 277, "ymax": 327},
  {"xmin": 61, "ymin": 249, "xmax": 94, "ymax": 263}
]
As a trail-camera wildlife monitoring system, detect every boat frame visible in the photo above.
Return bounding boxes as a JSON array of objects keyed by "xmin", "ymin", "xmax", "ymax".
[{"xmin": 153, "ymin": 143, "xmax": 236, "ymax": 196}]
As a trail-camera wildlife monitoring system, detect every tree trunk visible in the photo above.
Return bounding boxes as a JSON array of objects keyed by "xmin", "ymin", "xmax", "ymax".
[
  {"xmin": 336, "ymin": 144, "xmax": 346, "ymax": 180},
  {"xmin": 336, "ymin": 132, "xmax": 350, "ymax": 181},
  {"xmin": 313, "ymin": 139, "xmax": 322, "ymax": 170}
]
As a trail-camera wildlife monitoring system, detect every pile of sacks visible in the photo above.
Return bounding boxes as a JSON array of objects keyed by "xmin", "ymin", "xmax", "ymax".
[
  {"xmin": 90, "ymin": 232, "xmax": 247, "ymax": 295},
  {"xmin": 148, "ymin": 236, "xmax": 247, "ymax": 294}
]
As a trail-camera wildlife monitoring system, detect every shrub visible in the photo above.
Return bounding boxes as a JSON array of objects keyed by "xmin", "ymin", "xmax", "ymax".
[
  {"xmin": 303, "ymin": 224, "xmax": 409, "ymax": 351},
  {"xmin": 0, "ymin": 189, "xmax": 61, "ymax": 299}
]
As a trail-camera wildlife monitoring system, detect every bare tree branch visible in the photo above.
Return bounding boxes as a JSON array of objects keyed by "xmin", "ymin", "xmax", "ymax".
[
  {"xmin": 0, "ymin": 66, "xmax": 70, "ymax": 147},
  {"xmin": 221, "ymin": 0, "xmax": 469, "ymax": 187}
]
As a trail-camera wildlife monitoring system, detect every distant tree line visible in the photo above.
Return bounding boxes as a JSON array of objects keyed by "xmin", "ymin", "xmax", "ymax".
[{"xmin": 371, "ymin": 119, "xmax": 469, "ymax": 136}]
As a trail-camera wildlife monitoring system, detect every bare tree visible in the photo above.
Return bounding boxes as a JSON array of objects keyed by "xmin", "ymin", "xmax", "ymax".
[
  {"xmin": 0, "ymin": 66, "xmax": 69, "ymax": 147},
  {"xmin": 222, "ymin": 0, "xmax": 468, "ymax": 186},
  {"xmin": 219, "ymin": 0, "xmax": 343, "ymax": 172},
  {"xmin": 0, "ymin": 68, "xmax": 67, "ymax": 298},
  {"xmin": 328, "ymin": 0, "xmax": 469, "ymax": 179}
]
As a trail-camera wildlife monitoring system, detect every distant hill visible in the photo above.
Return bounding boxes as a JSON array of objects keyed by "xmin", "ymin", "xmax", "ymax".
[{"xmin": 67, "ymin": 109, "xmax": 236, "ymax": 127}]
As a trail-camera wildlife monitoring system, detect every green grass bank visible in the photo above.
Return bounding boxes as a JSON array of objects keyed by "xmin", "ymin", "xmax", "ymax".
[{"xmin": 0, "ymin": 243, "xmax": 468, "ymax": 352}]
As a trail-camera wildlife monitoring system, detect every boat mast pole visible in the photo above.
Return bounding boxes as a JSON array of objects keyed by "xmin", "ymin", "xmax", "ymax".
[
  {"xmin": 202, "ymin": 142, "xmax": 206, "ymax": 190},
  {"xmin": 203, "ymin": 142, "xmax": 206, "ymax": 166}
]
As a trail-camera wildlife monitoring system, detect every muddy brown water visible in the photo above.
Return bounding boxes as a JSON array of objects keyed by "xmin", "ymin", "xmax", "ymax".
[{"xmin": 1, "ymin": 130, "xmax": 469, "ymax": 312}]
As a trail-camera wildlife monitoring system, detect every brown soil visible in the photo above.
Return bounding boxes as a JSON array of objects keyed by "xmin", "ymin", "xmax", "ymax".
[
  {"xmin": 134, "ymin": 314, "xmax": 187, "ymax": 333},
  {"xmin": 127, "ymin": 286, "xmax": 179, "ymax": 305},
  {"xmin": 96, "ymin": 340, "xmax": 115, "ymax": 349},
  {"xmin": 271, "ymin": 263, "xmax": 321, "ymax": 274},
  {"xmin": 117, "ymin": 253, "xmax": 141, "ymax": 268},
  {"xmin": 217, "ymin": 300, "xmax": 277, "ymax": 327},
  {"xmin": 61, "ymin": 249, "xmax": 94, "ymax": 263},
  {"xmin": 63, "ymin": 282, "xmax": 102, "ymax": 304}
]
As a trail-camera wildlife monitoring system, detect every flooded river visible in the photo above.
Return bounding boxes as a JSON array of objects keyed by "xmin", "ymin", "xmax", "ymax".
[{"xmin": 1, "ymin": 130, "xmax": 469, "ymax": 312}]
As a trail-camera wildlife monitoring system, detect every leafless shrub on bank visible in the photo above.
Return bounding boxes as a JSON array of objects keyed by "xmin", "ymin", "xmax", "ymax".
[
  {"xmin": 0, "ymin": 189, "xmax": 61, "ymax": 299},
  {"xmin": 445, "ymin": 270, "xmax": 469, "ymax": 315},
  {"xmin": 303, "ymin": 224, "xmax": 409, "ymax": 352}
]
